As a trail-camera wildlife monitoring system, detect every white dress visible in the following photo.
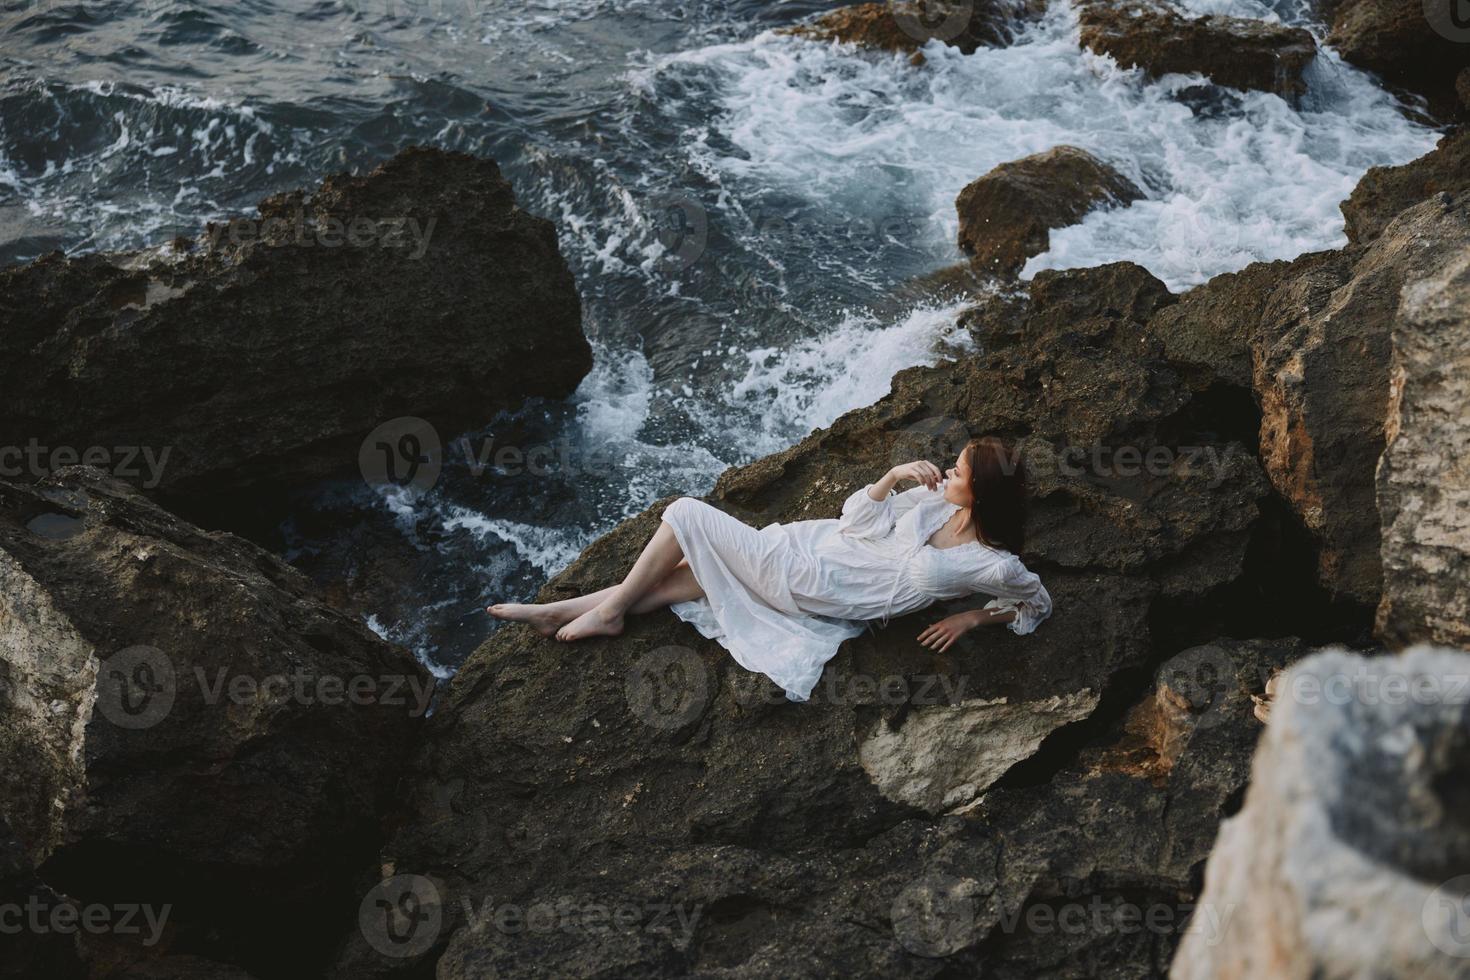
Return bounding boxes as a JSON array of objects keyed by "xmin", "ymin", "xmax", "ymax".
[{"xmin": 663, "ymin": 484, "xmax": 1053, "ymax": 701}]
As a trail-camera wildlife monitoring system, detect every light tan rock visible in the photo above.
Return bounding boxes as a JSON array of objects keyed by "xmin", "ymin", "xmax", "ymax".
[
  {"xmin": 858, "ymin": 689, "xmax": 1098, "ymax": 811},
  {"xmin": 1376, "ymin": 252, "xmax": 1470, "ymax": 649}
]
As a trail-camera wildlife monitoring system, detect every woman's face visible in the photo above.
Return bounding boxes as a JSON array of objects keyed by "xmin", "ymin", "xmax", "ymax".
[{"xmin": 943, "ymin": 449, "xmax": 974, "ymax": 507}]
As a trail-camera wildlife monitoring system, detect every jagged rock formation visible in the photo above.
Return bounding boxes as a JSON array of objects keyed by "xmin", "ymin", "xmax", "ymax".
[
  {"xmin": 1249, "ymin": 195, "xmax": 1470, "ymax": 605},
  {"xmin": 0, "ymin": 148, "xmax": 589, "ymax": 520},
  {"xmin": 1172, "ymin": 646, "xmax": 1470, "ymax": 979},
  {"xmin": 1376, "ymin": 253, "xmax": 1470, "ymax": 649},
  {"xmin": 0, "ymin": 468, "xmax": 430, "ymax": 977},
  {"xmin": 1076, "ymin": 0, "xmax": 1316, "ymax": 97},
  {"xmin": 954, "ymin": 146, "xmax": 1144, "ymax": 277}
]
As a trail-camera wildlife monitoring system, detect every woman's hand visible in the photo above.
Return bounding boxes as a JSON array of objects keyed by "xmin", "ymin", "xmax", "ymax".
[
  {"xmin": 888, "ymin": 460, "xmax": 944, "ymax": 491},
  {"xmin": 917, "ymin": 608, "xmax": 1015, "ymax": 652},
  {"xmin": 917, "ymin": 610, "xmax": 980, "ymax": 652}
]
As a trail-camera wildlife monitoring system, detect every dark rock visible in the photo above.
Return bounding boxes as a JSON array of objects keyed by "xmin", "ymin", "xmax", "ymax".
[
  {"xmin": 1327, "ymin": 0, "xmax": 1470, "ymax": 118},
  {"xmin": 0, "ymin": 467, "xmax": 431, "ymax": 977},
  {"xmin": 1376, "ymin": 252, "xmax": 1470, "ymax": 649},
  {"xmin": 783, "ymin": 0, "xmax": 1042, "ymax": 56},
  {"xmin": 329, "ymin": 260, "xmax": 1283, "ymax": 977},
  {"xmin": 1173, "ymin": 646, "xmax": 1470, "ymax": 977},
  {"xmin": 1342, "ymin": 129, "xmax": 1470, "ymax": 245},
  {"xmin": 1077, "ymin": 0, "xmax": 1316, "ymax": 97},
  {"xmin": 1144, "ymin": 254, "xmax": 1317, "ymax": 390},
  {"xmin": 0, "ymin": 147, "xmax": 589, "ymax": 522},
  {"xmin": 954, "ymin": 146, "xmax": 1144, "ymax": 277}
]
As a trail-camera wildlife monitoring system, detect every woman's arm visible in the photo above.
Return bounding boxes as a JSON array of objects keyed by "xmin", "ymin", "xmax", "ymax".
[
  {"xmin": 868, "ymin": 460, "xmax": 944, "ymax": 501},
  {"xmin": 981, "ymin": 556, "xmax": 1053, "ymax": 635},
  {"xmin": 917, "ymin": 607, "xmax": 1017, "ymax": 653},
  {"xmin": 840, "ymin": 461, "xmax": 944, "ymax": 539}
]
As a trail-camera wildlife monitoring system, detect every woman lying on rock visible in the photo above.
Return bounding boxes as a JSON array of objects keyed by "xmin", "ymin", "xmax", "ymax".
[{"xmin": 489, "ymin": 436, "xmax": 1052, "ymax": 701}]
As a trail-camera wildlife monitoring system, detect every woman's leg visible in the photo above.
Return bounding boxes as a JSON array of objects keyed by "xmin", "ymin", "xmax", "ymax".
[
  {"xmin": 557, "ymin": 521, "xmax": 687, "ymax": 641},
  {"xmin": 488, "ymin": 562, "xmax": 702, "ymax": 637}
]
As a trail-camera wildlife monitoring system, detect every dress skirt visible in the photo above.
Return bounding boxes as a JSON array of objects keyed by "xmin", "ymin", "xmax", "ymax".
[{"xmin": 659, "ymin": 497, "xmax": 864, "ymax": 701}]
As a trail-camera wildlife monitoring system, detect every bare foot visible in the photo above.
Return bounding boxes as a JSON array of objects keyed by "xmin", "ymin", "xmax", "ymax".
[
  {"xmin": 555, "ymin": 603, "xmax": 625, "ymax": 642},
  {"xmin": 487, "ymin": 602, "xmax": 570, "ymax": 638}
]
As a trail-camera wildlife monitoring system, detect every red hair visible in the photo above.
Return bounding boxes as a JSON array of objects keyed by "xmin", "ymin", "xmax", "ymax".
[{"xmin": 966, "ymin": 436, "xmax": 1026, "ymax": 554}]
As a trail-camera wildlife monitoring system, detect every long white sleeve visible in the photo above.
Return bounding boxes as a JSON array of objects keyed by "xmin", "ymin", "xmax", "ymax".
[
  {"xmin": 977, "ymin": 554, "xmax": 1052, "ymax": 635},
  {"xmin": 838, "ymin": 485, "xmax": 895, "ymax": 539},
  {"xmin": 838, "ymin": 485, "xmax": 936, "ymax": 539}
]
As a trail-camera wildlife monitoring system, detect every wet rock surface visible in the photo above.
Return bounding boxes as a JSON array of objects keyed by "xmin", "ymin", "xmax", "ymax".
[
  {"xmin": 954, "ymin": 146, "xmax": 1145, "ymax": 278},
  {"xmin": 783, "ymin": 0, "xmax": 1043, "ymax": 56},
  {"xmin": 1326, "ymin": 0, "xmax": 1470, "ymax": 117},
  {"xmin": 0, "ymin": 468, "xmax": 430, "ymax": 978},
  {"xmin": 1076, "ymin": 0, "xmax": 1316, "ymax": 97},
  {"xmin": 1172, "ymin": 646, "xmax": 1470, "ymax": 979},
  {"xmin": 0, "ymin": 147, "xmax": 589, "ymax": 524}
]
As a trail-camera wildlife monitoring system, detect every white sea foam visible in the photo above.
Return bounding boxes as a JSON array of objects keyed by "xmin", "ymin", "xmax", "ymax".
[
  {"xmin": 642, "ymin": 3, "xmax": 1437, "ymax": 291},
  {"xmin": 721, "ymin": 301, "xmax": 975, "ymax": 456},
  {"xmin": 441, "ymin": 507, "xmax": 594, "ymax": 575}
]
